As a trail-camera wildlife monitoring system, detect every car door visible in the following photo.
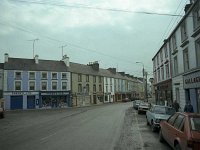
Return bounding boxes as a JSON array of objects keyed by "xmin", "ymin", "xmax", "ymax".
[{"xmin": 146, "ymin": 106, "xmax": 154, "ymax": 124}]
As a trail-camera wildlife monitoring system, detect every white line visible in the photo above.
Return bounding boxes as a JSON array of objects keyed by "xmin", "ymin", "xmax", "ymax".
[
  {"xmin": 40, "ymin": 132, "xmax": 57, "ymax": 141},
  {"xmin": 134, "ymin": 112, "xmax": 145, "ymax": 150}
]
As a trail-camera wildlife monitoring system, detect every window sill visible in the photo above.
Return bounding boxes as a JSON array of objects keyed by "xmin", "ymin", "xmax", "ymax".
[
  {"xmin": 180, "ymin": 40, "xmax": 189, "ymax": 48},
  {"xmin": 192, "ymin": 26, "xmax": 200, "ymax": 37},
  {"xmin": 172, "ymin": 49, "xmax": 178, "ymax": 55}
]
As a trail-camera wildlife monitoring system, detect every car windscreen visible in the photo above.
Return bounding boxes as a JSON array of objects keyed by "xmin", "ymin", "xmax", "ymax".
[
  {"xmin": 154, "ymin": 106, "xmax": 175, "ymax": 115},
  {"xmin": 190, "ymin": 117, "xmax": 200, "ymax": 131}
]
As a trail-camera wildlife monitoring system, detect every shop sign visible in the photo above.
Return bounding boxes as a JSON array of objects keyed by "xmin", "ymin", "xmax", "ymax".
[
  {"xmin": 184, "ymin": 71, "xmax": 200, "ymax": 89},
  {"xmin": 4, "ymin": 91, "xmax": 38, "ymax": 95},
  {"xmin": 41, "ymin": 91, "xmax": 69, "ymax": 96}
]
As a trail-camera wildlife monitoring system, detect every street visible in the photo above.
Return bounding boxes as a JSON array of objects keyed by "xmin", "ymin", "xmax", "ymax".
[{"xmin": 0, "ymin": 103, "xmax": 171, "ymax": 150}]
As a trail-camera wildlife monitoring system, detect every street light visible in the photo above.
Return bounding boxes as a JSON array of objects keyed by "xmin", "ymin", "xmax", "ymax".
[{"xmin": 136, "ymin": 62, "xmax": 146, "ymax": 100}]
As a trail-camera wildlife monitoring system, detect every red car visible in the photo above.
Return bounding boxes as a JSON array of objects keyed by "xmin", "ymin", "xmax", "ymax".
[{"xmin": 159, "ymin": 112, "xmax": 200, "ymax": 150}]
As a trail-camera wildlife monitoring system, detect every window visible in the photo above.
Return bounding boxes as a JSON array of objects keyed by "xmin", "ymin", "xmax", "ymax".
[
  {"xmin": 176, "ymin": 88, "xmax": 180, "ymax": 103},
  {"xmin": 174, "ymin": 56, "xmax": 178, "ymax": 76},
  {"xmin": 195, "ymin": 38, "xmax": 200, "ymax": 67},
  {"xmin": 168, "ymin": 114, "xmax": 178, "ymax": 126},
  {"xmin": 78, "ymin": 74, "xmax": 82, "ymax": 82},
  {"xmin": 106, "ymin": 86, "xmax": 108, "ymax": 92},
  {"xmin": 62, "ymin": 73, "xmax": 67, "ymax": 79},
  {"xmin": 110, "ymin": 78, "xmax": 112, "ymax": 84},
  {"xmin": 29, "ymin": 81, "xmax": 35, "ymax": 91},
  {"xmin": 160, "ymin": 50, "xmax": 163, "ymax": 62},
  {"xmin": 93, "ymin": 84, "xmax": 96, "ymax": 92},
  {"xmin": 62, "ymin": 82, "xmax": 67, "ymax": 90},
  {"xmin": 15, "ymin": 81, "xmax": 21, "ymax": 91},
  {"xmin": 93, "ymin": 76, "xmax": 96, "ymax": 83},
  {"xmin": 52, "ymin": 73, "xmax": 57, "ymax": 79},
  {"xmin": 181, "ymin": 21, "xmax": 187, "ymax": 42},
  {"xmin": 86, "ymin": 84, "xmax": 89, "ymax": 92},
  {"xmin": 157, "ymin": 55, "xmax": 159, "ymax": 65},
  {"xmin": 86, "ymin": 75, "xmax": 89, "ymax": 82},
  {"xmin": 29, "ymin": 72, "xmax": 35, "ymax": 80},
  {"xmin": 78, "ymin": 84, "xmax": 82, "ymax": 92},
  {"xmin": 41, "ymin": 72, "xmax": 47, "ymax": 79},
  {"xmin": 52, "ymin": 82, "xmax": 57, "ymax": 90},
  {"xmin": 161, "ymin": 67, "xmax": 164, "ymax": 80},
  {"xmin": 106, "ymin": 77, "xmax": 108, "ymax": 84},
  {"xmin": 99, "ymin": 76, "xmax": 102, "ymax": 83},
  {"xmin": 110, "ymin": 86, "xmax": 112, "ymax": 92},
  {"xmin": 158, "ymin": 69, "xmax": 160, "ymax": 81},
  {"xmin": 99, "ymin": 85, "xmax": 102, "ymax": 92},
  {"xmin": 164, "ymin": 45, "xmax": 168, "ymax": 58},
  {"xmin": 41, "ymin": 81, "xmax": 47, "ymax": 90},
  {"xmin": 15, "ymin": 71, "xmax": 22, "ymax": 80},
  {"xmin": 173, "ymin": 115, "xmax": 185, "ymax": 130},
  {"xmin": 183, "ymin": 48, "xmax": 189, "ymax": 71},
  {"xmin": 172, "ymin": 34, "xmax": 177, "ymax": 51},
  {"xmin": 165, "ymin": 64, "xmax": 169, "ymax": 79},
  {"xmin": 193, "ymin": 3, "xmax": 200, "ymax": 30}
]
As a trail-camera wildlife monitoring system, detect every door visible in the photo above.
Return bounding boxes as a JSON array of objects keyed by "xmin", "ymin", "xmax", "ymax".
[
  {"xmin": 27, "ymin": 96, "xmax": 35, "ymax": 109},
  {"xmin": 11, "ymin": 96, "xmax": 23, "ymax": 110}
]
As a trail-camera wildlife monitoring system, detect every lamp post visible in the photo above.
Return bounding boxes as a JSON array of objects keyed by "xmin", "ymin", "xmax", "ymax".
[{"xmin": 136, "ymin": 62, "xmax": 146, "ymax": 100}]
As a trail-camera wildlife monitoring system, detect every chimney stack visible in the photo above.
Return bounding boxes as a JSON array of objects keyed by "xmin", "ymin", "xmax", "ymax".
[
  {"xmin": 108, "ymin": 68, "xmax": 116, "ymax": 74},
  {"xmin": 62, "ymin": 54, "xmax": 69, "ymax": 67},
  {"xmin": 88, "ymin": 61, "xmax": 99, "ymax": 71},
  {"xmin": 184, "ymin": 3, "xmax": 192, "ymax": 14},
  {"xmin": 34, "ymin": 55, "xmax": 39, "ymax": 64},
  {"xmin": 4, "ymin": 53, "xmax": 9, "ymax": 63}
]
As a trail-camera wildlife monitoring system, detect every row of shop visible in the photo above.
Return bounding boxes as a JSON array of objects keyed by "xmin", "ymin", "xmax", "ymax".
[{"xmin": 155, "ymin": 70, "xmax": 200, "ymax": 113}]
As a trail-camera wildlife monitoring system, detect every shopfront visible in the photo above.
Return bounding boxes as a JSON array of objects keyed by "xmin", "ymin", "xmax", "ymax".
[
  {"xmin": 183, "ymin": 70, "xmax": 200, "ymax": 113},
  {"xmin": 40, "ymin": 91, "xmax": 71, "ymax": 108}
]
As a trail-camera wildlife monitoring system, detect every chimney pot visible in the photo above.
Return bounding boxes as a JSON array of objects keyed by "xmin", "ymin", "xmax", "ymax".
[
  {"xmin": 4, "ymin": 53, "xmax": 9, "ymax": 63},
  {"xmin": 34, "ymin": 55, "xmax": 39, "ymax": 64}
]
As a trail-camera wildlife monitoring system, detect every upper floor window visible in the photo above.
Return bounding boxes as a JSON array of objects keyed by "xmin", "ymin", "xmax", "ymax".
[
  {"xmin": 110, "ymin": 78, "xmax": 112, "ymax": 84},
  {"xmin": 164, "ymin": 45, "xmax": 168, "ymax": 58},
  {"xmin": 106, "ymin": 77, "xmax": 108, "ymax": 84},
  {"xmin": 181, "ymin": 21, "xmax": 187, "ymax": 42},
  {"xmin": 78, "ymin": 84, "xmax": 82, "ymax": 92},
  {"xmin": 110, "ymin": 86, "xmax": 113, "ymax": 92},
  {"xmin": 86, "ymin": 75, "xmax": 89, "ymax": 82},
  {"xmin": 52, "ymin": 81, "xmax": 57, "ymax": 90},
  {"xmin": 193, "ymin": 3, "xmax": 200, "ymax": 30},
  {"xmin": 196, "ymin": 38, "xmax": 200, "ymax": 67},
  {"xmin": 52, "ymin": 72, "xmax": 57, "ymax": 79},
  {"xmin": 29, "ymin": 72, "xmax": 35, "ymax": 80},
  {"xmin": 99, "ymin": 84, "xmax": 102, "ymax": 92},
  {"xmin": 86, "ymin": 84, "xmax": 89, "ymax": 92},
  {"xmin": 183, "ymin": 48, "xmax": 189, "ymax": 71},
  {"xmin": 15, "ymin": 71, "xmax": 22, "ymax": 80},
  {"xmin": 62, "ymin": 82, "xmax": 67, "ymax": 90},
  {"xmin": 160, "ymin": 50, "xmax": 163, "ymax": 62},
  {"xmin": 93, "ymin": 76, "xmax": 96, "ymax": 83},
  {"xmin": 93, "ymin": 84, "xmax": 96, "ymax": 92},
  {"xmin": 172, "ymin": 34, "xmax": 177, "ymax": 51},
  {"xmin": 15, "ymin": 81, "xmax": 21, "ymax": 91},
  {"xmin": 41, "ymin": 81, "xmax": 47, "ymax": 91},
  {"xmin": 62, "ymin": 73, "xmax": 67, "ymax": 79},
  {"xmin": 29, "ymin": 81, "xmax": 35, "ymax": 91},
  {"xmin": 158, "ymin": 69, "xmax": 160, "ymax": 82},
  {"xmin": 99, "ymin": 76, "xmax": 102, "ymax": 83},
  {"xmin": 165, "ymin": 64, "xmax": 170, "ymax": 79},
  {"xmin": 106, "ymin": 86, "xmax": 108, "ymax": 92},
  {"xmin": 161, "ymin": 67, "xmax": 164, "ymax": 80},
  {"xmin": 41, "ymin": 72, "xmax": 47, "ymax": 79},
  {"xmin": 157, "ymin": 55, "xmax": 159, "ymax": 65},
  {"xmin": 78, "ymin": 74, "xmax": 82, "ymax": 82},
  {"xmin": 174, "ymin": 56, "xmax": 178, "ymax": 76}
]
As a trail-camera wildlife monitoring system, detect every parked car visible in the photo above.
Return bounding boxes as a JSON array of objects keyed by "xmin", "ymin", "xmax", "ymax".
[
  {"xmin": 122, "ymin": 98, "xmax": 130, "ymax": 102},
  {"xmin": 159, "ymin": 112, "xmax": 200, "ymax": 150},
  {"xmin": 133, "ymin": 100, "xmax": 142, "ymax": 110},
  {"xmin": 0, "ymin": 98, "xmax": 5, "ymax": 119},
  {"xmin": 146, "ymin": 105, "xmax": 175, "ymax": 132},
  {"xmin": 138, "ymin": 102, "xmax": 150, "ymax": 114}
]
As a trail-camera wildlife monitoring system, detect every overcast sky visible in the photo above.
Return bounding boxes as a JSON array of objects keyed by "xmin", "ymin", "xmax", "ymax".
[{"xmin": 0, "ymin": 0, "xmax": 189, "ymax": 78}]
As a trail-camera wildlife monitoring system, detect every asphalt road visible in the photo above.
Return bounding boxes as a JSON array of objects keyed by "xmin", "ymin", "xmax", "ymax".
[{"xmin": 0, "ymin": 102, "xmax": 172, "ymax": 150}]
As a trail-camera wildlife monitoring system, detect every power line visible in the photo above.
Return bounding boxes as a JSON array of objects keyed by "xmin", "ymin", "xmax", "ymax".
[{"xmin": 8, "ymin": 0, "xmax": 184, "ymax": 17}]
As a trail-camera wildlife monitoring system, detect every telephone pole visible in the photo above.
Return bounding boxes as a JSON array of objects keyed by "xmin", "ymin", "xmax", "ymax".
[{"xmin": 28, "ymin": 38, "xmax": 39, "ymax": 58}]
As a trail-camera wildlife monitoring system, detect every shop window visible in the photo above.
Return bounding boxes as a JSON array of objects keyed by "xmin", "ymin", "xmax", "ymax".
[
  {"xmin": 52, "ymin": 82, "xmax": 57, "ymax": 90},
  {"xmin": 52, "ymin": 72, "xmax": 57, "ymax": 79},
  {"xmin": 41, "ymin": 81, "xmax": 47, "ymax": 91},
  {"xmin": 62, "ymin": 82, "xmax": 67, "ymax": 90},
  {"xmin": 29, "ymin": 81, "xmax": 35, "ymax": 91},
  {"xmin": 15, "ymin": 81, "xmax": 21, "ymax": 91},
  {"xmin": 41, "ymin": 72, "xmax": 47, "ymax": 79},
  {"xmin": 29, "ymin": 72, "xmax": 35, "ymax": 80},
  {"xmin": 15, "ymin": 71, "xmax": 22, "ymax": 80},
  {"xmin": 62, "ymin": 73, "xmax": 67, "ymax": 79}
]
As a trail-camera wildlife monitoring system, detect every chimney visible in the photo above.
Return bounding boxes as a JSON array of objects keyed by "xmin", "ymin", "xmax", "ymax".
[
  {"xmin": 34, "ymin": 55, "xmax": 39, "ymax": 64},
  {"xmin": 118, "ymin": 72, "xmax": 125, "ymax": 76},
  {"xmin": 184, "ymin": 3, "xmax": 192, "ymax": 13},
  {"xmin": 88, "ymin": 61, "xmax": 99, "ymax": 71},
  {"xmin": 4, "ymin": 53, "xmax": 9, "ymax": 63},
  {"xmin": 108, "ymin": 68, "xmax": 116, "ymax": 74},
  {"xmin": 62, "ymin": 54, "xmax": 69, "ymax": 67}
]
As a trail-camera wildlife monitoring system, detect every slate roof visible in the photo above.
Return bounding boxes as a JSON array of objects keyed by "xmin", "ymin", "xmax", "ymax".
[{"xmin": 4, "ymin": 58, "xmax": 68, "ymax": 72}]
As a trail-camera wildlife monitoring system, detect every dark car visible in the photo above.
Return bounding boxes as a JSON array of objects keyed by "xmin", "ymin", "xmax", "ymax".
[{"xmin": 159, "ymin": 112, "xmax": 200, "ymax": 150}]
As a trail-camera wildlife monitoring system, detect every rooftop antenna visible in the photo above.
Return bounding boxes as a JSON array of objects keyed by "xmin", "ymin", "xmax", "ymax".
[
  {"xmin": 28, "ymin": 38, "xmax": 39, "ymax": 58},
  {"xmin": 60, "ymin": 45, "xmax": 67, "ymax": 58}
]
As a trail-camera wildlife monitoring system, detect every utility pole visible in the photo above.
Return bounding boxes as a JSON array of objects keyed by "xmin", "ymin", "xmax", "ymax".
[
  {"xmin": 60, "ymin": 45, "xmax": 67, "ymax": 58},
  {"xmin": 28, "ymin": 38, "xmax": 39, "ymax": 58}
]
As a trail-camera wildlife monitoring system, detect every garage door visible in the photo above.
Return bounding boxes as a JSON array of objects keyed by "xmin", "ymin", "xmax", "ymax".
[
  {"xmin": 27, "ymin": 96, "xmax": 35, "ymax": 109},
  {"xmin": 11, "ymin": 96, "xmax": 23, "ymax": 110}
]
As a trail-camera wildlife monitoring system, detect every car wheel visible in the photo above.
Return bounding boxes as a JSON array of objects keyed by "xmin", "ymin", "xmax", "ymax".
[
  {"xmin": 159, "ymin": 130, "xmax": 164, "ymax": 143},
  {"xmin": 175, "ymin": 143, "xmax": 181, "ymax": 150},
  {"xmin": 151, "ymin": 120, "xmax": 156, "ymax": 132}
]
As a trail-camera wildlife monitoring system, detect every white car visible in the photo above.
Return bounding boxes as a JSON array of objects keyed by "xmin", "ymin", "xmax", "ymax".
[{"xmin": 138, "ymin": 102, "xmax": 150, "ymax": 114}]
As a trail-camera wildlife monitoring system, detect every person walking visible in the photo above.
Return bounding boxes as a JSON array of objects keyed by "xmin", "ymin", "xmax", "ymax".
[
  {"xmin": 184, "ymin": 101, "xmax": 194, "ymax": 113},
  {"xmin": 172, "ymin": 100, "xmax": 180, "ymax": 112}
]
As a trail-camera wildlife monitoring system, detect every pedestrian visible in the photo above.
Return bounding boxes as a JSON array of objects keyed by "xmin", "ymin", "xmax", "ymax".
[
  {"xmin": 172, "ymin": 100, "xmax": 180, "ymax": 112},
  {"xmin": 184, "ymin": 101, "xmax": 194, "ymax": 113}
]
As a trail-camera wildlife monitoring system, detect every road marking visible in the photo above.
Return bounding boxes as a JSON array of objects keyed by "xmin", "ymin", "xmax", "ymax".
[
  {"xmin": 134, "ymin": 112, "xmax": 145, "ymax": 150},
  {"xmin": 40, "ymin": 132, "xmax": 57, "ymax": 141}
]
